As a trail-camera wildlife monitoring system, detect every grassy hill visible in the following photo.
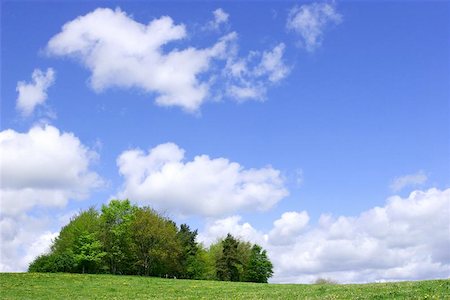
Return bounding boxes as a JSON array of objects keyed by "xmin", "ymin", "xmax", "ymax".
[{"xmin": 1, "ymin": 273, "xmax": 448, "ymax": 299}]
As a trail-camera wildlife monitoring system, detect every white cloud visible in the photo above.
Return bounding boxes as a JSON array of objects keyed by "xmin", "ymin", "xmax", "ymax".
[
  {"xmin": 0, "ymin": 213, "xmax": 59, "ymax": 272},
  {"xmin": 227, "ymin": 85, "xmax": 264, "ymax": 100},
  {"xmin": 47, "ymin": 8, "xmax": 289, "ymax": 111},
  {"xmin": 287, "ymin": 2, "xmax": 342, "ymax": 52},
  {"xmin": 0, "ymin": 125, "xmax": 102, "ymax": 216},
  {"xmin": 116, "ymin": 143, "xmax": 288, "ymax": 217},
  {"xmin": 198, "ymin": 216, "xmax": 266, "ymax": 246},
  {"xmin": 225, "ymin": 43, "xmax": 290, "ymax": 101},
  {"xmin": 47, "ymin": 8, "xmax": 236, "ymax": 113},
  {"xmin": 16, "ymin": 68, "xmax": 55, "ymax": 116},
  {"xmin": 255, "ymin": 43, "xmax": 290, "ymax": 83},
  {"xmin": 390, "ymin": 170, "xmax": 428, "ymax": 192},
  {"xmin": 206, "ymin": 8, "xmax": 229, "ymax": 31},
  {"xmin": 268, "ymin": 211, "xmax": 309, "ymax": 245},
  {"xmin": 199, "ymin": 188, "xmax": 450, "ymax": 283}
]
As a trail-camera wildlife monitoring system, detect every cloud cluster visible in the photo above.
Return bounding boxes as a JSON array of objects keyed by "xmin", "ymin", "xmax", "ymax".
[
  {"xmin": 46, "ymin": 7, "xmax": 289, "ymax": 112},
  {"xmin": 225, "ymin": 43, "xmax": 290, "ymax": 101},
  {"xmin": 0, "ymin": 125, "xmax": 102, "ymax": 216},
  {"xmin": 47, "ymin": 8, "xmax": 232, "ymax": 112},
  {"xmin": 0, "ymin": 125, "xmax": 103, "ymax": 272},
  {"xmin": 287, "ymin": 2, "xmax": 342, "ymax": 52},
  {"xmin": 0, "ymin": 214, "xmax": 58, "ymax": 272},
  {"xmin": 390, "ymin": 170, "xmax": 428, "ymax": 192},
  {"xmin": 198, "ymin": 188, "xmax": 450, "ymax": 283},
  {"xmin": 16, "ymin": 68, "xmax": 55, "ymax": 116},
  {"xmin": 117, "ymin": 143, "xmax": 288, "ymax": 216}
]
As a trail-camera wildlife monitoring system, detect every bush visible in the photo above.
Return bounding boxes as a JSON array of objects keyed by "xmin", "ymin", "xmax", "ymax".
[
  {"xmin": 314, "ymin": 277, "xmax": 338, "ymax": 285},
  {"xmin": 28, "ymin": 252, "xmax": 75, "ymax": 273}
]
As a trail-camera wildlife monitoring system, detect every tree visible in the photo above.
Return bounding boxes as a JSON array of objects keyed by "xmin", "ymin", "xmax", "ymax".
[
  {"xmin": 216, "ymin": 234, "xmax": 242, "ymax": 281},
  {"xmin": 100, "ymin": 199, "xmax": 137, "ymax": 274},
  {"xmin": 73, "ymin": 232, "xmax": 106, "ymax": 274},
  {"xmin": 130, "ymin": 207, "xmax": 181, "ymax": 276},
  {"xmin": 32, "ymin": 207, "xmax": 100, "ymax": 273},
  {"xmin": 201, "ymin": 241, "xmax": 223, "ymax": 280},
  {"xmin": 177, "ymin": 224, "xmax": 199, "ymax": 278},
  {"xmin": 28, "ymin": 200, "xmax": 274, "ymax": 282},
  {"xmin": 237, "ymin": 241, "xmax": 252, "ymax": 281},
  {"xmin": 244, "ymin": 244, "xmax": 273, "ymax": 283},
  {"xmin": 52, "ymin": 208, "xmax": 101, "ymax": 255}
]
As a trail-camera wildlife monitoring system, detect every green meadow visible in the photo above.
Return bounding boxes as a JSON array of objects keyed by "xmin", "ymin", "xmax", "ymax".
[{"xmin": 1, "ymin": 273, "xmax": 449, "ymax": 299}]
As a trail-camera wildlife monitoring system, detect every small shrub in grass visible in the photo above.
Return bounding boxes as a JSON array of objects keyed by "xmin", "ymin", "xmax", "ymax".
[{"xmin": 314, "ymin": 277, "xmax": 338, "ymax": 285}]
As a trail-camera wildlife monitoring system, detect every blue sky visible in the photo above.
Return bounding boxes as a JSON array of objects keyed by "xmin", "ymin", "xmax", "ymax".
[{"xmin": 1, "ymin": 1, "xmax": 449, "ymax": 283}]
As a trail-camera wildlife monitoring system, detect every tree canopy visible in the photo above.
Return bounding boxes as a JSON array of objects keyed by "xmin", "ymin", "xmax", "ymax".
[{"xmin": 28, "ymin": 200, "xmax": 273, "ymax": 283}]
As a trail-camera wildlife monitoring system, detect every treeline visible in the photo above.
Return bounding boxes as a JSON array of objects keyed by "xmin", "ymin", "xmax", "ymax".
[{"xmin": 28, "ymin": 200, "xmax": 273, "ymax": 283}]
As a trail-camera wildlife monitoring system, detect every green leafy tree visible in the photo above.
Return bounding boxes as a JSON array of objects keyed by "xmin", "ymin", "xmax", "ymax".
[
  {"xmin": 100, "ymin": 199, "xmax": 137, "ymax": 274},
  {"xmin": 73, "ymin": 232, "xmax": 106, "ymax": 274},
  {"xmin": 200, "ymin": 241, "xmax": 223, "ymax": 280},
  {"xmin": 52, "ymin": 208, "xmax": 101, "ymax": 255},
  {"xmin": 31, "ymin": 208, "xmax": 100, "ymax": 273},
  {"xmin": 130, "ymin": 207, "xmax": 181, "ymax": 276},
  {"xmin": 245, "ymin": 244, "xmax": 273, "ymax": 283},
  {"xmin": 237, "ymin": 241, "xmax": 252, "ymax": 281}
]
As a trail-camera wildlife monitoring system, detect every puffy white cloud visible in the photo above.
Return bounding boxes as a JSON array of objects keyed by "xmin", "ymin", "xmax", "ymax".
[
  {"xmin": 117, "ymin": 143, "xmax": 288, "ymax": 217},
  {"xmin": 0, "ymin": 125, "xmax": 102, "ymax": 216},
  {"xmin": 47, "ymin": 8, "xmax": 235, "ymax": 113},
  {"xmin": 199, "ymin": 188, "xmax": 450, "ymax": 283},
  {"xmin": 16, "ymin": 68, "xmax": 55, "ymax": 116},
  {"xmin": 47, "ymin": 8, "xmax": 290, "ymax": 111},
  {"xmin": 287, "ymin": 2, "xmax": 342, "ymax": 52},
  {"xmin": 390, "ymin": 170, "xmax": 428, "ymax": 192},
  {"xmin": 0, "ymin": 213, "xmax": 59, "ymax": 272},
  {"xmin": 198, "ymin": 216, "xmax": 266, "ymax": 246},
  {"xmin": 268, "ymin": 211, "xmax": 309, "ymax": 245}
]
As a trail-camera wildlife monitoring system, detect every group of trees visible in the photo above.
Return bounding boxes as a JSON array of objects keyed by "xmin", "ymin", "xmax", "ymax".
[{"xmin": 29, "ymin": 200, "xmax": 273, "ymax": 283}]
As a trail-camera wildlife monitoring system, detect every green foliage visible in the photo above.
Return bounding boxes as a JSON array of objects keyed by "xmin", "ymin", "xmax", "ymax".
[
  {"xmin": 100, "ymin": 199, "xmax": 137, "ymax": 275},
  {"xmin": 245, "ymin": 244, "xmax": 273, "ymax": 283},
  {"xmin": 216, "ymin": 234, "xmax": 241, "ymax": 281},
  {"xmin": 27, "ymin": 200, "xmax": 273, "ymax": 283},
  {"xmin": 73, "ymin": 232, "xmax": 106, "ymax": 274},
  {"xmin": 177, "ymin": 224, "xmax": 199, "ymax": 279},
  {"xmin": 198, "ymin": 243, "xmax": 221, "ymax": 280},
  {"xmin": 28, "ymin": 252, "xmax": 75, "ymax": 273},
  {"xmin": 52, "ymin": 208, "xmax": 101, "ymax": 255},
  {"xmin": 2, "ymin": 273, "xmax": 449, "ymax": 299},
  {"xmin": 130, "ymin": 207, "xmax": 181, "ymax": 276}
]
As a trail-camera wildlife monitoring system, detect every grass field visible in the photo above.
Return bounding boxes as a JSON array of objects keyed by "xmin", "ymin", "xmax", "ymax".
[{"xmin": 1, "ymin": 273, "xmax": 449, "ymax": 299}]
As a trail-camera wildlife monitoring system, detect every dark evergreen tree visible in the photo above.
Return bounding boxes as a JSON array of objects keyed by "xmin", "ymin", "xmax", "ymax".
[
  {"xmin": 177, "ymin": 224, "xmax": 199, "ymax": 278},
  {"xmin": 216, "ymin": 234, "xmax": 241, "ymax": 281},
  {"xmin": 245, "ymin": 244, "xmax": 273, "ymax": 283}
]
